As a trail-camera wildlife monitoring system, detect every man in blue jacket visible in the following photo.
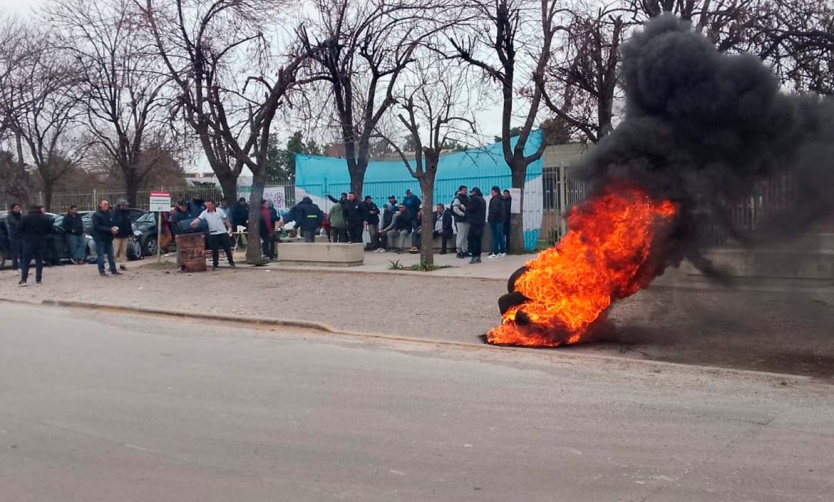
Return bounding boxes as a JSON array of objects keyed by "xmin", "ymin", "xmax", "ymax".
[{"xmin": 91, "ymin": 200, "xmax": 121, "ymax": 277}]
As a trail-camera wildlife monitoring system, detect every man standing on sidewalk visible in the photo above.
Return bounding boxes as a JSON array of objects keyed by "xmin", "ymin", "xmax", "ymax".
[
  {"xmin": 259, "ymin": 199, "xmax": 277, "ymax": 260},
  {"xmin": 502, "ymin": 189, "xmax": 512, "ymax": 252},
  {"xmin": 452, "ymin": 186, "xmax": 470, "ymax": 258},
  {"xmin": 61, "ymin": 205, "xmax": 86, "ymax": 264},
  {"xmin": 5, "ymin": 203, "xmax": 23, "ymax": 271},
  {"xmin": 17, "ymin": 205, "xmax": 52, "ymax": 286},
  {"xmin": 466, "ymin": 187, "xmax": 486, "ymax": 264},
  {"xmin": 113, "ymin": 200, "xmax": 132, "ymax": 271},
  {"xmin": 487, "ymin": 186, "xmax": 506, "ymax": 259},
  {"xmin": 364, "ymin": 196, "xmax": 380, "ymax": 249},
  {"xmin": 342, "ymin": 192, "xmax": 367, "ymax": 244},
  {"xmin": 92, "ymin": 200, "xmax": 121, "ymax": 277},
  {"xmin": 191, "ymin": 200, "xmax": 235, "ymax": 270}
]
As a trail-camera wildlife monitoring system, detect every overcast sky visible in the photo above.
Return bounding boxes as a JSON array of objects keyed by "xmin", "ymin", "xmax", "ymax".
[{"xmin": 3, "ymin": 0, "xmax": 521, "ymax": 173}]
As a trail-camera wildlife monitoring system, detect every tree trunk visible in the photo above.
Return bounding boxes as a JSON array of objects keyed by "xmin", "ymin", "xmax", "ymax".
[
  {"xmin": 42, "ymin": 180, "xmax": 54, "ymax": 213},
  {"xmin": 124, "ymin": 170, "xmax": 141, "ymax": 208},
  {"xmin": 245, "ymin": 173, "xmax": 266, "ymax": 265},
  {"xmin": 417, "ymin": 175, "xmax": 435, "ymax": 266},
  {"xmin": 217, "ymin": 170, "xmax": 239, "ymax": 204},
  {"xmin": 15, "ymin": 132, "xmax": 25, "ymax": 165},
  {"xmin": 347, "ymin": 155, "xmax": 368, "ymax": 198},
  {"xmin": 509, "ymin": 162, "xmax": 527, "ymax": 254},
  {"xmin": 349, "ymin": 169, "xmax": 365, "ymax": 198}
]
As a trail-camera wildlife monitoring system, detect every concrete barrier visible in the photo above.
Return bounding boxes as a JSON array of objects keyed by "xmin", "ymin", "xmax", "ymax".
[{"xmin": 278, "ymin": 242, "xmax": 364, "ymax": 267}]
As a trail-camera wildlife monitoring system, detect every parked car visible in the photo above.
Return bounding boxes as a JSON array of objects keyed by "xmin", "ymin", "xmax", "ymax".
[{"xmin": 133, "ymin": 211, "xmax": 176, "ymax": 256}]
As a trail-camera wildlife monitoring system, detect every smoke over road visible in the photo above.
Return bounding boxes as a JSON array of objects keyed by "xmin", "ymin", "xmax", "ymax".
[
  {"xmin": 578, "ymin": 14, "xmax": 834, "ymax": 268},
  {"xmin": 488, "ymin": 15, "xmax": 834, "ymax": 347}
]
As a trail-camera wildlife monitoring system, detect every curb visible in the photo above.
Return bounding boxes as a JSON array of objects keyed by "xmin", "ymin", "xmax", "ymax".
[
  {"xmin": 6, "ymin": 298, "xmax": 814, "ymax": 383},
  {"xmin": 40, "ymin": 299, "xmax": 337, "ymax": 334}
]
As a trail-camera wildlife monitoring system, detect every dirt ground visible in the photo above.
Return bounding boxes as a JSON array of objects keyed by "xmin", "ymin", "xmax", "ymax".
[{"xmin": 2, "ymin": 263, "xmax": 833, "ymax": 378}]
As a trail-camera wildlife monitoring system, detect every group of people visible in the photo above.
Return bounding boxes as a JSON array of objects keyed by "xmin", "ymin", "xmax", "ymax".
[
  {"xmin": 4, "ymin": 200, "xmax": 137, "ymax": 286},
  {"xmin": 316, "ymin": 185, "xmax": 513, "ymax": 265}
]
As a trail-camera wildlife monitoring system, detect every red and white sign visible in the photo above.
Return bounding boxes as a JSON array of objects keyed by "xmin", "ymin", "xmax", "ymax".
[{"xmin": 149, "ymin": 192, "xmax": 171, "ymax": 212}]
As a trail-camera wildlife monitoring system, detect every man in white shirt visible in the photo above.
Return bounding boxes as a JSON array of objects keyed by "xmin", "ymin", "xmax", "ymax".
[{"xmin": 191, "ymin": 200, "xmax": 236, "ymax": 270}]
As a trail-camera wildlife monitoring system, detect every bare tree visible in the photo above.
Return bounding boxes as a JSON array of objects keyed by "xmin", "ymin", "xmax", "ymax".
[
  {"xmin": 299, "ymin": 0, "xmax": 462, "ymax": 197},
  {"xmin": 753, "ymin": 0, "xmax": 834, "ymax": 95},
  {"xmin": 47, "ymin": 0, "xmax": 174, "ymax": 207},
  {"xmin": 0, "ymin": 17, "xmax": 31, "ymax": 202},
  {"xmin": 450, "ymin": 0, "xmax": 563, "ymax": 253},
  {"xmin": 538, "ymin": 4, "xmax": 627, "ymax": 143},
  {"xmin": 139, "ymin": 0, "xmax": 314, "ymax": 263},
  {"xmin": 631, "ymin": 0, "xmax": 834, "ymax": 94},
  {"xmin": 378, "ymin": 58, "xmax": 479, "ymax": 265},
  {"xmin": 1, "ymin": 29, "xmax": 89, "ymax": 211}
]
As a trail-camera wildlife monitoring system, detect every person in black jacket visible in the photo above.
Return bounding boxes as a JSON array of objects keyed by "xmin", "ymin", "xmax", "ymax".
[
  {"xmin": 231, "ymin": 197, "xmax": 249, "ymax": 229},
  {"xmin": 294, "ymin": 197, "xmax": 323, "ymax": 242},
  {"xmin": 17, "ymin": 205, "xmax": 53, "ymax": 286},
  {"xmin": 5, "ymin": 203, "xmax": 23, "ymax": 271},
  {"xmin": 379, "ymin": 204, "xmax": 412, "ymax": 253},
  {"xmin": 434, "ymin": 203, "xmax": 455, "ymax": 254},
  {"xmin": 187, "ymin": 193, "xmax": 207, "ymax": 220},
  {"xmin": 363, "ymin": 196, "xmax": 380, "ymax": 249},
  {"xmin": 92, "ymin": 199, "xmax": 121, "ymax": 277},
  {"xmin": 112, "ymin": 200, "xmax": 133, "ymax": 271},
  {"xmin": 466, "ymin": 187, "xmax": 486, "ymax": 264},
  {"xmin": 341, "ymin": 192, "xmax": 367, "ymax": 244},
  {"xmin": 487, "ymin": 186, "xmax": 507, "ymax": 258},
  {"xmin": 502, "ymin": 189, "xmax": 512, "ymax": 252},
  {"xmin": 61, "ymin": 205, "xmax": 87, "ymax": 264}
]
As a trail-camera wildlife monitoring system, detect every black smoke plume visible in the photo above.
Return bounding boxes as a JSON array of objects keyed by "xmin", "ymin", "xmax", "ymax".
[{"xmin": 576, "ymin": 14, "xmax": 834, "ymax": 274}]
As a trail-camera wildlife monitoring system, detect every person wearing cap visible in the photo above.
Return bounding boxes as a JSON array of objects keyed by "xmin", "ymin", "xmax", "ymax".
[
  {"xmin": 112, "ymin": 199, "xmax": 133, "ymax": 271},
  {"xmin": 452, "ymin": 185, "xmax": 470, "ymax": 258},
  {"xmin": 466, "ymin": 187, "xmax": 486, "ymax": 264},
  {"xmin": 363, "ymin": 195, "xmax": 381, "ymax": 249},
  {"xmin": 402, "ymin": 189, "xmax": 421, "ymax": 222},
  {"xmin": 379, "ymin": 204, "xmax": 412, "ymax": 253},
  {"xmin": 169, "ymin": 200, "xmax": 192, "ymax": 236}
]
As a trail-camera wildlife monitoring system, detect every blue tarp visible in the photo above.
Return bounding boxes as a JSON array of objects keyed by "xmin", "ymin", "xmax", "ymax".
[{"xmin": 295, "ymin": 130, "xmax": 543, "ymax": 206}]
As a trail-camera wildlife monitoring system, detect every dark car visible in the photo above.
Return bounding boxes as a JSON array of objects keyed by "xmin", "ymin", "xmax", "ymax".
[{"xmin": 133, "ymin": 211, "xmax": 178, "ymax": 256}]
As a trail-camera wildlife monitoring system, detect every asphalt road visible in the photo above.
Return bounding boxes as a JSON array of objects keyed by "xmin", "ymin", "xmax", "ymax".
[{"xmin": 0, "ymin": 303, "xmax": 832, "ymax": 501}]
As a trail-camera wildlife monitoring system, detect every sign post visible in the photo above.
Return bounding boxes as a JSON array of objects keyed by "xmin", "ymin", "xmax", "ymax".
[{"xmin": 149, "ymin": 192, "xmax": 171, "ymax": 263}]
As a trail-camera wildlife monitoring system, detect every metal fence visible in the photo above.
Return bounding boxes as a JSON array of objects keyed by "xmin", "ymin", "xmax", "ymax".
[
  {"xmin": 1, "ymin": 187, "xmax": 224, "ymax": 214},
  {"xmin": 3, "ymin": 173, "xmax": 797, "ymax": 246},
  {"xmin": 539, "ymin": 169, "xmax": 799, "ymax": 246}
]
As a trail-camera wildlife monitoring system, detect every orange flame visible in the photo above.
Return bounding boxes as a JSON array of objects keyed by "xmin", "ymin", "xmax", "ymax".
[{"xmin": 487, "ymin": 183, "xmax": 678, "ymax": 347}]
